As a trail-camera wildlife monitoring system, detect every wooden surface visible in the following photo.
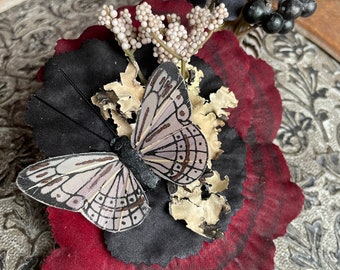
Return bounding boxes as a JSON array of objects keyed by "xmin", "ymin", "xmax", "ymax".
[{"xmin": 296, "ymin": 0, "xmax": 340, "ymax": 62}]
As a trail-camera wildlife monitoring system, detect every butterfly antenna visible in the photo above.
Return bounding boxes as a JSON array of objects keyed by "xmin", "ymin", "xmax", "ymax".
[
  {"xmin": 58, "ymin": 69, "xmax": 117, "ymax": 136},
  {"xmin": 33, "ymin": 95, "xmax": 111, "ymax": 144}
]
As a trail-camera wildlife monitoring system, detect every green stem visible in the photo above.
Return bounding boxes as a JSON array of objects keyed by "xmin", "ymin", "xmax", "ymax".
[
  {"xmin": 124, "ymin": 49, "xmax": 147, "ymax": 84},
  {"xmin": 208, "ymin": 0, "xmax": 217, "ymax": 10},
  {"xmin": 180, "ymin": 60, "xmax": 187, "ymax": 78}
]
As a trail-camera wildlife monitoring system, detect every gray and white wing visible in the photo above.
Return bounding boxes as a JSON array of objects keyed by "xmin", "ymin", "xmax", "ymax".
[{"xmin": 16, "ymin": 152, "xmax": 150, "ymax": 232}]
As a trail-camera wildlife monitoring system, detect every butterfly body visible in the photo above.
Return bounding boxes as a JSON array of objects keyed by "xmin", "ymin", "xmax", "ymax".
[
  {"xmin": 110, "ymin": 135, "xmax": 159, "ymax": 189},
  {"xmin": 17, "ymin": 62, "xmax": 209, "ymax": 232}
]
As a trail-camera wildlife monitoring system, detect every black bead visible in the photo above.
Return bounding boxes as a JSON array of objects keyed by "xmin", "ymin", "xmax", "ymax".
[
  {"xmin": 278, "ymin": 0, "xmax": 304, "ymax": 20},
  {"xmin": 243, "ymin": 0, "xmax": 272, "ymax": 24},
  {"xmin": 279, "ymin": 19, "xmax": 295, "ymax": 34},
  {"xmin": 300, "ymin": 0, "xmax": 317, "ymax": 17},
  {"xmin": 262, "ymin": 12, "xmax": 284, "ymax": 33}
]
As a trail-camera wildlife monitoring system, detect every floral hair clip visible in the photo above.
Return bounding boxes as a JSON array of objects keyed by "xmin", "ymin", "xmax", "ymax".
[{"xmin": 15, "ymin": 0, "xmax": 309, "ymax": 269}]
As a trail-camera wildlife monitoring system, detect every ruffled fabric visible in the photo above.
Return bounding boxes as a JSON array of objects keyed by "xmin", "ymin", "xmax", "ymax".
[{"xmin": 32, "ymin": 0, "xmax": 304, "ymax": 269}]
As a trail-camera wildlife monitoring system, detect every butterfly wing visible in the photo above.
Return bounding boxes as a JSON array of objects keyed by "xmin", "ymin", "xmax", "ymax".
[
  {"xmin": 132, "ymin": 62, "xmax": 191, "ymax": 149},
  {"xmin": 16, "ymin": 152, "xmax": 150, "ymax": 232},
  {"xmin": 141, "ymin": 125, "xmax": 208, "ymax": 185},
  {"xmin": 131, "ymin": 62, "xmax": 208, "ymax": 185},
  {"xmin": 83, "ymin": 166, "xmax": 150, "ymax": 232}
]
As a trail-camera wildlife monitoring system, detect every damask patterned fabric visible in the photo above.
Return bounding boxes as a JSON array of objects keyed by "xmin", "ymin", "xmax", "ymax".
[{"xmin": 0, "ymin": 0, "xmax": 339, "ymax": 269}]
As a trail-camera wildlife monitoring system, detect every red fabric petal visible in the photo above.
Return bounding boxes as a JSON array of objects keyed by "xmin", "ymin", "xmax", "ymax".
[
  {"xmin": 218, "ymin": 143, "xmax": 303, "ymax": 269},
  {"xmin": 41, "ymin": 0, "xmax": 304, "ymax": 269},
  {"xmin": 36, "ymin": 26, "xmax": 114, "ymax": 82},
  {"xmin": 145, "ymin": 0, "xmax": 192, "ymax": 14},
  {"xmin": 144, "ymin": 0, "xmax": 192, "ymax": 26},
  {"xmin": 246, "ymin": 57, "xmax": 282, "ymax": 143},
  {"xmin": 43, "ymin": 209, "xmax": 135, "ymax": 270}
]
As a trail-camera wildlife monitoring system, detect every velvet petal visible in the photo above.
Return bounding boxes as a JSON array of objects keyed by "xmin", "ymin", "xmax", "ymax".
[{"xmin": 35, "ymin": 0, "xmax": 304, "ymax": 268}]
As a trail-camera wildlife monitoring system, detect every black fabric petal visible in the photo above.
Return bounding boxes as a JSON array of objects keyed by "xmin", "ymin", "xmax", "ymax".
[
  {"xmin": 214, "ymin": 125, "xmax": 247, "ymax": 230},
  {"xmin": 27, "ymin": 39, "xmax": 157, "ymax": 156},
  {"xmin": 187, "ymin": 0, "xmax": 207, "ymax": 7},
  {"xmin": 27, "ymin": 39, "xmax": 245, "ymax": 266},
  {"xmin": 105, "ymin": 125, "xmax": 246, "ymax": 266},
  {"xmin": 190, "ymin": 56, "xmax": 223, "ymax": 99}
]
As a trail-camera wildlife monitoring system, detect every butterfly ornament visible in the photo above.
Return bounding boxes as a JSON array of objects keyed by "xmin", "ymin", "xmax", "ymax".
[{"xmin": 16, "ymin": 62, "xmax": 209, "ymax": 233}]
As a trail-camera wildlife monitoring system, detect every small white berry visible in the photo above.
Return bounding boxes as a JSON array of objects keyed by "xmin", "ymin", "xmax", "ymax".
[{"xmin": 121, "ymin": 42, "xmax": 130, "ymax": 50}]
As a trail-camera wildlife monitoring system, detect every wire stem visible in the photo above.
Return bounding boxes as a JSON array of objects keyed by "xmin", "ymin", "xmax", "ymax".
[{"xmin": 124, "ymin": 49, "xmax": 147, "ymax": 84}]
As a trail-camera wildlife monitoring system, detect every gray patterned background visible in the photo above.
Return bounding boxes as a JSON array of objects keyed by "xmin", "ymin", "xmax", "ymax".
[{"xmin": 0, "ymin": 0, "xmax": 339, "ymax": 269}]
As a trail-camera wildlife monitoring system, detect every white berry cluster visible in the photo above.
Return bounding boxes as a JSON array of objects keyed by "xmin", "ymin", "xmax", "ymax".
[
  {"xmin": 99, "ymin": 5, "xmax": 142, "ymax": 50},
  {"xmin": 98, "ymin": 2, "xmax": 228, "ymax": 64},
  {"xmin": 135, "ymin": 2, "xmax": 165, "ymax": 46}
]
